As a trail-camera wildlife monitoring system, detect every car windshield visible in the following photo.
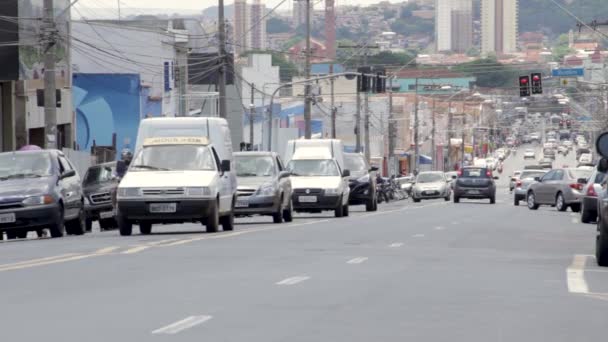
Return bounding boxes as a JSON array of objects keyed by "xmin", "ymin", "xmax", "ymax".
[
  {"xmin": 520, "ymin": 171, "xmax": 546, "ymax": 180},
  {"xmin": 83, "ymin": 165, "xmax": 116, "ymax": 186},
  {"xmin": 461, "ymin": 168, "xmax": 488, "ymax": 178},
  {"xmin": 130, "ymin": 145, "xmax": 216, "ymax": 171},
  {"xmin": 0, "ymin": 152, "xmax": 52, "ymax": 180},
  {"xmin": 569, "ymin": 169, "xmax": 593, "ymax": 180},
  {"xmin": 416, "ymin": 173, "xmax": 444, "ymax": 183},
  {"xmin": 234, "ymin": 156, "xmax": 275, "ymax": 177},
  {"xmin": 344, "ymin": 154, "xmax": 367, "ymax": 172},
  {"xmin": 286, "ymin": 159, "xmax": 340, "ymax": 177}
]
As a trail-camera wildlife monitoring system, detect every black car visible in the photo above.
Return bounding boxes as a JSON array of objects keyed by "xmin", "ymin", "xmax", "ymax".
[
  {"xmin": 453, "ymin": 167, "xmax": 498, "ymax": 204},
  {"xmin": 0, "ymin": 150, "xmax": 86, "ymax": 239},
  {"xmin": 344, "ymin": 153, "xmax": 378, "ymax": 211},
  {"xmin": 83, "ymin": 162, "xmax": 119, "ymax": 231}
]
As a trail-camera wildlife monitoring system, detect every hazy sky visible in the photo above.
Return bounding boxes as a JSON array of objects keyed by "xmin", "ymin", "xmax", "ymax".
[{"xmin": 77, "ymin": 0, "xmax": 408, "ymax": 12}]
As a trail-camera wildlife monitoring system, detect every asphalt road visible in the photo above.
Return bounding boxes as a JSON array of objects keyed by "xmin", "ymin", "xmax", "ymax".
[{"xmin": 1, "ymin": 144, "xmax": 606, "ymax": 341}]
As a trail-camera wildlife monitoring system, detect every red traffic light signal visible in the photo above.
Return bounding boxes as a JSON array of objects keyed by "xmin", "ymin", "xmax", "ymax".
[
  {"xmin": 519, "ymin": 76, "xmax": 531, "ymax": 97},
  {"xmin": 531, "ymin": 72, "xmax": 543, "ymax": 94}
]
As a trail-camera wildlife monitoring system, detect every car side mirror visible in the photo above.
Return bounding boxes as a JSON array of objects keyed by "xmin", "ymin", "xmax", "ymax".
[
  {"xmin": 451, "ymin": 175, "xmax": 457, "ymax": 179},
  {"xmin": 511, "ymin": 177, "xmax": 516, "ymax": 181},
  {"xmin": 598, "ymin": 158, "xmax": 608, "ymax": 173},
  {"xmin": 60, "ymin": 170, "xmax": 76, "ymax": 180},
  {"xmin": 369, "ymin": 166, "xmax": 379, "ymax": 172},
  {"xmin": 342, "ymin": 169, "xmax": 351, "ymax": 177},
  {"xmin": 220, "ymin": 160, "xmax": 231, "ymax": 172},
  {"xmin": 493, "ymin": 176, "xmax": 499, "ymax": 180},
  {"xmin": 278, "ymin": 171, "xmax": 291, "ymax": 179},
  {"xmin": 534, "ymin": 176, "xmax": 541, "ymax": 182},
  {"xmin": 577, "ymin": 178, "xmax": 588, "ymax": 184}
]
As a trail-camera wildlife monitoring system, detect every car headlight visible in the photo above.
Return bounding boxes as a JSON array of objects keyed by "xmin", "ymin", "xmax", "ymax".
[
  {"xmin": 256, "ymin": 183, "xmax": 277, "ymax": 196},
  {"xmin": 22, "ymin": 195, "xmax": 54, "ymax": 206},
  {"xmin": 186, "ymin": 187, "xmax": 211, "ymax": 197},
  {"xmin": 117, "ymin": 187, "xmax": 141, "ymax": 198},
  {"xmin": 324, "ymin": 188, "xmax": 340, "ymax": 195},
  {"xmin": 357, "ymin": 174, "xmax": 370, "ymax": 183}
]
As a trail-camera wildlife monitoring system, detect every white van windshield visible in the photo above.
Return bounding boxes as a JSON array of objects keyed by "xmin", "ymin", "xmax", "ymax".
[
  {"xmin": 131, "ymin": 145, "xmax": 216, "ymax": 171},
  {"xmin": 287, "ymin": 159, "xmax": 340, "ymax": 177}
]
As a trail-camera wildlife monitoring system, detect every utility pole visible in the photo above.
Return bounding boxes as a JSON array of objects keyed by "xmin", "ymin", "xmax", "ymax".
[
  {"xmin": 388, "ymin": 77, "xmax": 395, "ymax": 176},
  {"xmin": 117, "ymin": 0, "xmax": 121, "ymax": 21},
  {"xmin": 303, "ymin": 0, "xmax": 312, "ymax": 139},
  {"xmin": 461, "ymin": 104, "xmax": 466, "ymax": 168},
  {"xmin": 250, "ymin": 83, "xmax": 255, "ymax": 147},
  {"xmin": 363, "ymin": 49, "xmax": 370, "ymax": 162},
  {"xmin": 217, "ymin": 0, "xmax": 228, "ymax": 119},
  {"xmin": 356, "ymin": 84, "xmax": 361, "ymax": 152},
  {"xmin": 447, "ymin": 100, "xmax": 453, "ymax": 171},
  {"xmin": 330, "ymin": 63, "xmax": 336, "ymax": 138},
  {"xmin": 43, "ymin": 0, "xmax": 57, "ymax": 149},
  {"xmin": 413, "ymin": 78, "xmax": 419, "ymax": 172},
  {"xmin": 431, "ymin": 96, "xmax": 436, "ymax": 171}
]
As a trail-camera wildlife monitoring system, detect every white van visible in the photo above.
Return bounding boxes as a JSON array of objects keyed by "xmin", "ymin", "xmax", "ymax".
[
  {"xmin": 116, "ymin": 117, "xmax": 237, "ymax": 235},
  {"xmin": 284, "ymin": 139, "xmax": 351, "ymax": 217}
]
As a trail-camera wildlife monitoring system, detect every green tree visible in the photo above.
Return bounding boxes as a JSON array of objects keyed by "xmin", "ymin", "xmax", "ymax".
[
  {"xmin": 454, "ymin": 57, "xmax": 517, "ymax": 88},
  {"xmin": 465, "ymin": 47, "xmax": 480, "ymax": 57},
  {"xmin": 383, "ymin": 9, "xmax": 396, "ymax": 20},
  {"xmin": 552, "ymin": 33, "xmax": 573, "ymax": 62}
]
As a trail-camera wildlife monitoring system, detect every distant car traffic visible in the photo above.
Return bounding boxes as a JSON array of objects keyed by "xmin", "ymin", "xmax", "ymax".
[
  {"xmin": 83, "ymin": 162, "xmax": 118, "ymax": 232},
  {"xmin": 513, "ymin": 169, "xmax": 547, "ymax": 206},
  {"xmin": 524, "ymin": 149, "xmax": 536, "ymax": 159},
  {"xmin": 453, "ymin": 167, "xmax": 498, "ymax": 204},
  {"xmin": 539, "ymin": 158, "xmax": 553, "ymax": 169},
  {"xmin": 0, "ymin": 150, "xmax": 86, "ymax": 240},
  {"xmin": 526, "ymin": 168, "xmax": 593, "ymax": 212},
  {"xmin": 233, "ymin": 152, "xmax": 293, "ymax": 223},
  {"xmin": 411, "ymin": 172, "xmax": 451, "ymax": 202}
]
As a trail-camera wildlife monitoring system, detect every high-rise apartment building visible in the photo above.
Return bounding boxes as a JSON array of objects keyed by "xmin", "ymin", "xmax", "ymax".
[
  {"xmin": 481, "ymin": 0, "xmax": 518, "ymax": 55},
  {"xmin": 249, "ymin": 0, "xmax": 266, "ymax": 50},
  {"xmin": 233, "ymin": 0, "xmax": 249, "ymax": 56},
  {"xmin": 435, "ymin": 0, "xmax": 472, "ymax": 53},
  {"xmin": 293, "ymin": 0, "xmax": 312, "ymax": 28}
]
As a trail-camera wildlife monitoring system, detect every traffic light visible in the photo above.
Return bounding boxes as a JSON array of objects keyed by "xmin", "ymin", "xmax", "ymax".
[
  {"xmin": 357, "ymin": 67, "xmax": 372, "ymax": 92},
  {"xmin": 519, "ymin": 75, "xmax": 530, "ymax": 97},
  {"xmin": 531, "ymin": 72, "xmax": 542, "ymax": 94}
]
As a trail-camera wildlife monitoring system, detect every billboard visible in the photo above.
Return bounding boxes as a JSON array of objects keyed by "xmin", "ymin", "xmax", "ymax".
[{"xmin": 73, "ymin": 74, "xmax": 142, "ymax": 157}]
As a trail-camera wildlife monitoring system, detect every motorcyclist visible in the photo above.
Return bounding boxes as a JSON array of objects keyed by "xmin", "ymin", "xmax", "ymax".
[{"xmin": 115, "ymin": 148, "xmax": 133, "ymax": 179}]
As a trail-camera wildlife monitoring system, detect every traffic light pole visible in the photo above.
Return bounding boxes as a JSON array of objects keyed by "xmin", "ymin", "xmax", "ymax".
[{"xmin": 43, "ymin": 0, "xmax": 58, "ymax": 149}]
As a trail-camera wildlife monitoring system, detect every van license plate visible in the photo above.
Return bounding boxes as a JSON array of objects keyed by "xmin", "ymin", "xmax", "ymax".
[
  {"xmin": 236, "ymin": 200, "xmax": 249, "ymax": 208},
  {"xmin": 468, "ymin": 190, "xmax": 480, "ymax": 194},
  {"xmin": 149, "ymin": 203, "xmax": 177, "ymax": 213},
  {"xmin": 299, "ymin": 196, "xmax": 317, "ymax": 203},
  {"xmin": 0, "ymin": 213, "xmax": 16, "ymax": 223},
  {"xmin": 99, "ymin": 211, "xmax": 114, "ymax": 219}
]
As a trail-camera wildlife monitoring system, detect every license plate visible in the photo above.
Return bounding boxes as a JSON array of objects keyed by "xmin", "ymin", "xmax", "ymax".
[
  {"xmin": 236, "ymin": 199, "xmax": 249, "ymax": 208},
  {"xmin": 299, "ymin": 196, "xmax": 317, "ymax": 203},
  {"xmin": 0, "ymin": 213, "xmax": 15, "ymax": 224},
  {"xmin": 149, "ymin": 203, "xmax": 177, "ymax": 213},
  {"xmin": 99, "ymin": 211, "xmax": 114, "ymax": 219},
  {"xmin": 423, "ymin": 191, "xmax": 435, "ymax": 195},
  {"xmin": 468, "ymin": 190, "xmax": 480, "ymax": 194}
]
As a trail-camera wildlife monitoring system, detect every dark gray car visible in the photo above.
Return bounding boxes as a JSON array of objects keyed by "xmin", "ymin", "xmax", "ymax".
[
  {"xmin": 234, "ymin": 152, "xmax": 293, "ymax": 223},
  {"xmin": 526, "ymin": 168, "xmax": 592, "ymax": 212},
  {"xmin": 83, "ymin": 162, "xmax": 119, "ymax": 231},
  {"xmin": 0, "ymin": 150, "xmax": 86, "ymax": 239},
  {"xmin": 453, "ymin": 167, "xmax": 498, "ymax": 204}
]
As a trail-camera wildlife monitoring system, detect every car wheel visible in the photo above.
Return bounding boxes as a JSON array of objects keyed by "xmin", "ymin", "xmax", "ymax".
[
  {"xmin": 490, "ymin": 196, "xmax": 496, "ymax": 204},
  {"xmin": 283, "ymin": 199, "xmax": 293, "ymax": 222},
  {"xmin": 365, "ymin": 197, "xmax": 375, "ymax": 212},
  {"xmin": 334, "ymin": 197, "xmax": 344, "ymax": 217},
  {"xmin": 272, "ymin": 204, "xmax": 283, "ymax": 224},
  {"xmin": 556, "ymin": 193, "xmax": 567, "ymax": 212},
  {"xmin": 85, "ymin": 218, "xmax": 93, "ymax": 232},
  {"xmin": 6, "ymin": 231, "xmax": 18, "ymax": 240},
  {"xmin": 206, "ymin": 200, "xmax": 220, "ymax": 233},
  {"xmin": 527, "ymin": 192, "xmax": 539, "ymax": 210},
  {"xmin": 444, "ymin": 193, "xmax": 450, "ymax": 201},
  {"xmin": 139, "ymin": 222, "xmax": 152, "ymax": 235},
  {"xmin": 596, "ymin": 216, "xmax": 608, "ymax": 266},
  {"xmin": 16, "ymin": 230, "xmax": 28, "ymax": 239},
  {"xmin": 413, "ymin": 197, "xmax": 421, "ymax": 203},
  {"xmin": 49, "ymin": 206, "xmax": 66, "ymax": 238},
  {"xmin": 343, "ymin": 203, "xmax": 349, "ymax": 217},
  {"xmin": 581, "ymin": 204, "xmax": 593, "ymax": 224},
  {"xmin": 571, "ymin": 203, "xmax": 581, "ymax": 213},
  {"xmin": 118, "ymin": 214, "xmax": 132, "ymax": 236},
  {"xmin": 453, "ymin": 196, "xmax": 460, "ymax": 203},
  {"xmin": 221, "ymin": 200, "xmax": 236, "ymax": 231},
  {"xmin": 66, "ymin": 208, "xmax": 86, "ymax": 236},
  {"xmin": 514, "ymin": 196, "xmax": 520, "ymax": 206}
]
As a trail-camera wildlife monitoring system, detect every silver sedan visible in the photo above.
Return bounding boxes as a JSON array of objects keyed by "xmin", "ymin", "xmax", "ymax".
[{"xmin": 526, "ymin": 168, "xmax": 593, "ymax": 212}]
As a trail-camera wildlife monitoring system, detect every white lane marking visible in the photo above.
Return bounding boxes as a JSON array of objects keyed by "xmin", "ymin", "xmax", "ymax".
[
  {"xmin": 412, "ymin": 234, "xmax": 425, "ymax": 238},
  {"xmin": 276, "ymin": 276, "xmax": 310, "ymax": 285},
  {"xmin": 567, "ymin": 254, "xmax": 590, "ymax": 294},
  {"xmin": 571, "ymin": 217, "xmax": 580, "ymax": 224},
  {"xmin": 0, "ymin": 253, "xmax": 79, "ymax": 268},
  {"xmin": 347, "ymin": 257, "xmax": 368, "ymax": 264},
  {"xmin": 451, "ymin": 221, "xmax": 460, "ymax": 225},
  {"xmin": 121, "ymin": 239, "xmax": 180, "ymax": 254},
  {"xmin": 389, "ymin": 242, "xmax": 404, "ymax": 248},
  {"xmin": 0, "ymin": 253, "xmax": 101, "ymax": 272},
  {"xmin": 435, "ymin": 226, "xmax": 445, "ymax": 230},
  {"xmin": 570, "ymin": 213, "xmax": 577, "ymax": 217},
  {"xmin": 95, "ymin": 246, "xmax": 120, "ymax": 254},
  {"xmin": 151, "ymin": 315, "xmax": 212, "ymax": 335}
]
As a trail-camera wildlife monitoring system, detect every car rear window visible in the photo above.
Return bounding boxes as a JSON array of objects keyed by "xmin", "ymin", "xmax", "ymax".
[
  {"xmin": 461, "ymin": 168, "xmax": 488, "ymax": 178},
  {"xmin": 568, "ymin": 169, "xmax": 593, "ymax": 180},
  {"xmin": 520, "ymin": 171, "xmax": 546, "ymax": 180}
]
